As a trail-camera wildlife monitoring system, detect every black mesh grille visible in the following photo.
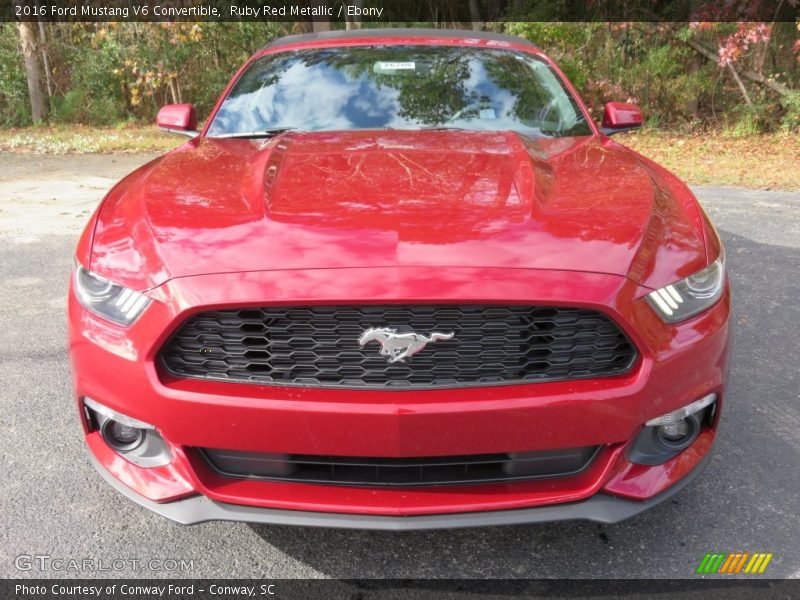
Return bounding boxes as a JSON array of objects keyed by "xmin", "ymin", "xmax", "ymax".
[
  {"xmin": 159, "ymin": 305, "xmax": 635, "ymax": 389},
  {"xmin": 199, "ymin": 446, "xmax": 601, "ymax": 487}
]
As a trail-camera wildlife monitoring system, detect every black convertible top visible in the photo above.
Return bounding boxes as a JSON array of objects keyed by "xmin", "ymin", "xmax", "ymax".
[{"xmin": 263, "ymin": 28, "xmax": 539, "ymax": 51}]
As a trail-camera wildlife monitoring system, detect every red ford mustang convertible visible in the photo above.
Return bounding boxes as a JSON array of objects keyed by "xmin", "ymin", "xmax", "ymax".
[{"xmin": 68, "ymin": 29, "xmax": 730, "ymax": 529}]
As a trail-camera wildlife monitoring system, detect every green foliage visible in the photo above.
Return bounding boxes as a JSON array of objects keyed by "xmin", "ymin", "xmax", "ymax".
[
  {"xmin": 2, "ymin": 22, "xmax": 287, "ymax": 126},
  {"xmin": 780, "ymin": 92, "xmax": 800, "ymax": 132},
  {"xmin": 505, "ymin": 22, "xmax": 595, "ymax": 89},
  {"xmin": 51, "ymin": 31, "xmax": 128, "ymax": 124},
  {"xmin": 675, "ymin": 26, "xmax": 694, "ymax": 43},
  {"xmin": 2, "ymin": 22, "xmax": 798, "ymax": 130},
  {"xmin": 725, "ymin": 108, "xmax": 765, "ymax": 137},
  {"xmin": 0, "ymin": 24, "xmax": 30, "ymax": 126},
  {"xmin": 506, "ymin": 21, "xmax": 799, "ymax": 132}
]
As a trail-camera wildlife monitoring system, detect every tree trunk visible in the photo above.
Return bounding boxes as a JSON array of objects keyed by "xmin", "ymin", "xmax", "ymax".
[
  {"xmin": 168, "ymin": 77, "xmax": 179, "ymax": 105},
  {"xmin": 752, "ymin": 39, "xmax": 768, "ymax": 77},
  {"xmin": 728, "ymin": 64, "xmax": 753, "ymax": 106},
  {"xmin": 684, "ymin": 54, "xmax": 700, "ymax": 117},
  {"xmin": 17, "ymin": 22, "xmax": 47, "ymax": 124},
  {"xmin": 345, "ymin": 0, "xmax": 363, "ymax": 29},
  {"xmin": 312, "ymin": 19, "xmax": 331, "ymax": 32},
  {"xmin": 469, "ymin": 0, "xmax": 482, "ymax": 30},
  {"xmin": 37, "ymin": 22, "xmax": 54, "ymax": 99}
]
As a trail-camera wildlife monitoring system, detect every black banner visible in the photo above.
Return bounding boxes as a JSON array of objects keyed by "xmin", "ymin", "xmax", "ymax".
[
  {"xmin": 3, "ymin": 579, "xmax": 800, "ymax": 600},
  {"xmin": 4, "ymin": 0, "xmax": 800, "ymax": 23}
]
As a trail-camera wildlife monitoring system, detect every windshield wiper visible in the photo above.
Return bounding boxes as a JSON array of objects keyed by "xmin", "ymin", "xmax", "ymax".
[{"xmin": 212, "ymin": 127, "xmax": 304, "ymax": 139}]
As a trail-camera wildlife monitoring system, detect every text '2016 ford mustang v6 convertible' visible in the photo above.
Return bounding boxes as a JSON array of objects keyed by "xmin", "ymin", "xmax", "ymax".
[{"xmin": 68, "ymin": 29, "xmax": 730, "ymax": 529}]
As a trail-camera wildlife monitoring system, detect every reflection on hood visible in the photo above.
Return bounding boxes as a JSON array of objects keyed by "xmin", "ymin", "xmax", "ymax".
[{"xmin": 90, "ymin": 130, "xmax": 706, "ymax": 292}]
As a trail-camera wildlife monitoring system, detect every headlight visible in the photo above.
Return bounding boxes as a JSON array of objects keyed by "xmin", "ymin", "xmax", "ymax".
[
  {"xmin": 74, "ymin": 266, "xmax": 150, "ymax": 325},
  {"xmin": 646, "ymin": 256, "xmax": 725, "ymax": 323}
]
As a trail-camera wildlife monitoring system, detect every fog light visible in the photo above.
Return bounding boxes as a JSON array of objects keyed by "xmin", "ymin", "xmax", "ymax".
[
  {"xmin": 102, "ymin": 419, "xmax": 145, "ymax": 452},
  {"xmin": 659, "ymin": 420, "xmax": 690, "ymax": 441},
  {"xmin": 655, "ymin": 415, "xmax": 699, "ymax": 451},
  {"xmin": 109, "ymin": 422, "xmax": 141, "ymax": 444}
]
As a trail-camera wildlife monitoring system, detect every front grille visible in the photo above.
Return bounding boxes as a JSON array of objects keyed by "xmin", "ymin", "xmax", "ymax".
[
  {"xmin": 160, "ymin": 305, "xmax": 635, "ymax": 389},
  {"xmin": 199, "ymin": 446, "xmax": 601, "ymax": 487}
]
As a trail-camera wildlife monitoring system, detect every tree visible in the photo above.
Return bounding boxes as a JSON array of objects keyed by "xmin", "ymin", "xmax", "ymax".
[
  {"xmin": 469, "ymin": 0, "xmax": 482, "ymax": 31},
  {"xmin": 345, "ymin": 0, "xmax": 364, "ymax": 30},
  {"xmin": 680, "ymin": 25, "xmax": 792, "ymax": 98},
  {"xmin": 16, "ymin": 22, "xmax": 47, "ymax": 123}
]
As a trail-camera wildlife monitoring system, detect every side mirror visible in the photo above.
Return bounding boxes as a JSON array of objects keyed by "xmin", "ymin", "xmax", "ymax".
[
  {"xmin": 600, "ymin": 102, "xmax": 643, "ymax": 135},
  {"xmin": 156, "ymin": 104, "xmax": 199, "ymax": 137}
]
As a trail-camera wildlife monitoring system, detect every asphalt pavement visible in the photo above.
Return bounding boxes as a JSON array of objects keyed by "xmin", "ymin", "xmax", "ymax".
[{"xmin": 0, "ymin": 154, "xmax": 798, "ymax": 579}]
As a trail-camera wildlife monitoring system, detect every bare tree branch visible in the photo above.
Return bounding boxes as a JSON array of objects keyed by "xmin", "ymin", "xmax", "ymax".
[
  {"xmin": 681, "ymin": 35, "xmax": 792, "ymax": 97},
  {"xmin": 728, "ymin": 64, "xmax": 753, "ymax": 106}
]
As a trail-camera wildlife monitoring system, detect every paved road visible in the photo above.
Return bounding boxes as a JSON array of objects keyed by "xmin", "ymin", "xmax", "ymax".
[{"xmin": 1, "ymin": 155, "xmax": 798, "ymax": 579}]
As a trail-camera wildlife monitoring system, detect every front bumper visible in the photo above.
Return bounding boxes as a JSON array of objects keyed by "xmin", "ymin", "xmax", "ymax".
[
  {"xmin": 88, "ymin": 445, "xmax": 713, "ymax": 529},
  {"xmin": 69, "ymin": 266, "xmax": 730, "ymax": 525}
]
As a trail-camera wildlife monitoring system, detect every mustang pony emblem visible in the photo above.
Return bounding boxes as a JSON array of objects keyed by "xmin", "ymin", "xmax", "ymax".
[{"xmin": 358, "ymin": 327, "xmax": 455, "ymax": 363}]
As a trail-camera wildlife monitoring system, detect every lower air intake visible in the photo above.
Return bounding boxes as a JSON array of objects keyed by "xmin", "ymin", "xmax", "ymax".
[{"xmin": 199, "ymin": 446, "xmax": 602, "ymax": 487}]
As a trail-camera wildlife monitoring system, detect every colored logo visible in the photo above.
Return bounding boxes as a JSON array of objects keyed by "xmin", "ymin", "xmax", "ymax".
[{"xmin": 696, "ymin": 552, "xmax": 774, "ymax": 574}]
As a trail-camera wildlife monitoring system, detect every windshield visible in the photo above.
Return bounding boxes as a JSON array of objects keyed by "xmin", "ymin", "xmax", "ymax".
[{"xmin": 206, "ymin": 45, "xmax": 592, "ymax": 138}]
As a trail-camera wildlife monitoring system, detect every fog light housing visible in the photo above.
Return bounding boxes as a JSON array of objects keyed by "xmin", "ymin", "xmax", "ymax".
[
  {"xmin": 627, "ymin": 393, "xmax": 716, "ymax": 465},
  {"xmin": 83, "ymin": 397, "xmax": 172, "ymax": 468}
]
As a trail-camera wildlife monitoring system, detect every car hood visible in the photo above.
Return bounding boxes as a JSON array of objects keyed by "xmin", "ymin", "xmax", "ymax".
[{"xmin": 91, "ymin": 130, "xmax": 707, "ymax": 291}]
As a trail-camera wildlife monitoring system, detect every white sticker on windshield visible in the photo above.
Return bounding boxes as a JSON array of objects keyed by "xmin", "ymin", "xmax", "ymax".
[{"xmin": 375, "ymin": 61, "xmax": 416, "ymax": 71}]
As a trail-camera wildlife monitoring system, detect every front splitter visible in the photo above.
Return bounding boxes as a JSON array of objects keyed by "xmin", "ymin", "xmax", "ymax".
[{"xmin": 88, "ymin": 450, "xmax": 711, "ymax": 530}]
